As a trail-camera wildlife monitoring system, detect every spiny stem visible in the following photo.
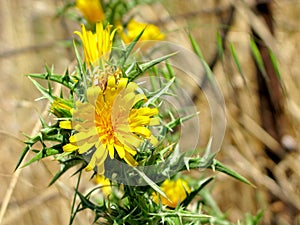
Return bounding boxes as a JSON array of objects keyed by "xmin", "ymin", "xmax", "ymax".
[{"xmin": 69, "ymin": 170, "xmax": 82, "ymax": 225}]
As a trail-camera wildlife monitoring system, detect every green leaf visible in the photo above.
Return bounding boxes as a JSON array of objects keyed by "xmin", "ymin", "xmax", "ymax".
[
  {"xmin": 73, "ymin": 40, "xmax": 85, "ymax": 82},
  {"xmin": 26, "ymin": 73, "xmax": 77, "ymax": 91},
  {"xmin": 269, "ymin": 50, "xmax": 287, "ymax": 96},
  {"xmin": 189, "ymin": 34, "xmax": 216, "ymax": 85},
  {"xmin": 149, "ymin": 211, "xmax": 212, "ymax": 220},
  {"xmin": 189, "ymin": 34, "xmax": 203, "ymax": 59},
  {"xmin": 200, "ymin": 189, "xmax": 223, "ymax": 217},
  {"xmin": 250, "ymin": 38, "xmax": 268, "ymax": 81},
  {"xmin": 15, "ymin": 145, "xmax": 30, "ymax": 171},
  {"xmin": 166, "ymin": 112, "xmax": 199, "ymax": 132},
  {"xmin": 127, "ymin": 52, "xmax": 177, "ymax": 81},
  {"xmin": 146, "ymin": 77, "xmax": 175, "ymax": 105},
  {"xmin": 181, "ymin": 176, "xmax": 214, "ymax": 207},
  {"xmin": 183, "ymin": 152, "xmax": 215, "ymax": 171},
  {"xmin": 28, "ymin": 77, "xmax": 54, "ymax": 102},
  {"xmin": 165, "ymin": 61, "xmax": 175, "ymax": 79},
  {"xmin": 49, "ymin": 158, "xmax": 84, "ymax": 186},
  {"xmin": 22, "ymin": 147, "xmax": 60, "ymax": 168},
  {"xmin": 132, "ymin": 167, "xmax": 168, "ymax": 199},
  {"xmin": 230, "ymin": 43, "xmax": 247, "ymax": 87},
  {"xmin": 269, "ymin": 50, "xmax": 282, "ymax": 81},
  {"xmin": 120, "ymin": 28, "xmax": 146, "ymax": 67},
  {"xmin": 76, "ymin": 190, "xmax": 105, "ymax": 213},
  {"xmin": 245, "ymin": 210, "xmax": 264, "ymax": 225},
  {"xmin": 213, "ymin": 160, "xmax": 255, "ymax": 187}
]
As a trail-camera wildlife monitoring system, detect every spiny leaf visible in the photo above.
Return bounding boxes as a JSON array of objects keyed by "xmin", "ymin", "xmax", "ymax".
[
  {"xmin": 181, "ymin": 176, "xmax": 214, "ymax": 207},
  {"xmin": 22, "ymin": 147, "xmax": 60, "ymax": 168},
  {"xmin": 146, "ymin": 77, "xmax": 175, "ymax": 105},
  {"xmin": 213, "ymin": 160, "xmax": 255, "ymax": 187},
  {"xmin": 120, "ymin": 28, "xmax": 146, "ymax": 67},
  {"xmin": 16, "ymin": 134, "xmax": 43, "ymax": 170},
  {"xmin": 76, "ymin": 191, "xmax": 105, "ymax": 212},
  {"xmin": 28, "ymin": 77, "xmax": 54, "ymax": 102},
  {"xmin": 48, "ymin": 158, "xmax": 83, "ymax": 186},
  {"xmin": 149, "ymin": 211, "xmax": 212, "ymax": 220},
  {"xmin": 15, "ymin": 145, "xmax": 30, "ymax": 171},
  {"xmin": 127, "ymin": 52, "xmax": 177, "ymax": 81},
  {"xmin": 73, "ymin": 40, "xmax": 85, "ymax": 80},
  {"xmin": 23, "ymin": 134, "xmax": 41, "ymax": 145},
  {"xmin": 166, "ymin": 112, "xmax": 199, "ymax": 132},
  {"xmin": 26, "ymin": 71, "xmax": 77, "ymax": 91},
  {"xmin": 133, "ymin": 167, "xmax": 168, "ymax": 199}
]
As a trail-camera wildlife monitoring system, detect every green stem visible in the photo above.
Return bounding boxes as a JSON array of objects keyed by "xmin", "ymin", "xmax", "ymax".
[{"xmin": 68, "ymin": 170, "xmax": 82, "ymax": 225}]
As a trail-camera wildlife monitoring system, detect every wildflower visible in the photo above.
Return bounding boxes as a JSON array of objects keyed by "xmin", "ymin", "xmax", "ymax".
[
  {"xmin": 152, "ymin": 178, "xmax": 191, "ymax": 208},
  {"xmin": 74, "ymin": 23, "xmax": 118, "ymax": 66},
  {"xmin": 51, "ymin": 98, "xmax": 73, "ymax": 118},
  {"xmin": 94, "ymin": 175, "xmax": 111, "ymax": 196},
  {"xmin": 120, "ymin": 19, "xmax": 165, "ymax": 44},
  {"xmin": 62, "ymin": 76, "xmax": 159, "ymax": 174},
  {"xmin": 76, "ymin": 0, "xmax": 104, "ymax": 23}
]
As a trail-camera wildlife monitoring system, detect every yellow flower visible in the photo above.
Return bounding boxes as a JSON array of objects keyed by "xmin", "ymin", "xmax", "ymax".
[
  {"xmin": 63, "ymin": 76, "xmax": 159, "ymax": 175},
  {"xmin": 74, "ymin": 23, "xmax": 118, "ymax": 66},
  {"xmin": 94, "ymin": 175, "xmax": 111, "ymax": 196},
  {"xmin": 59, "ymin": 121, "xmax": 72, "ymax": 130},
  {"xmin": 76, "ymin": 0, "xmax": 104, "ymax": 23},
  {"xmin": 51, "ymin": 98, "xmax": 73, "ymax": 118},
  {"xmin": 120, "ymin": 19, "xmax": 165, "ymax": 44},
  {"xmin": 152, "ymin": 179, "xmax": 191, "ymax": 208}
]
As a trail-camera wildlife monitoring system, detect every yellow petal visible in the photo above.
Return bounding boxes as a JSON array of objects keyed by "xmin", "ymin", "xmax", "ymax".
[
  {"xmin": 107, "ymin": 76, "xmax": 116, "ymax": 88},
  {"xmin": 76, "ymin": 0, "xmax": 104, "ymax": 23},
  {"xmin": 70, "ymin": 128, "xmax": 97, "ymax": 143},
  {"xmin": 131, "ymin": 126, "xmax": 151, "ymax": 137},
  {"xmin": 63, "ymin": 143, "xmax": 78, "ymax": 152},
  {"xmin": 85, "ymin": 155, "xmax": 96, "ymax": 171},
  {"xmin": 149, "ymin": 117, "xmax": 160, "ymax": 126},
  {"xmin": 123, "ymin": 144, "xmax": 137, "ymax": 156},
  {"xmin": 107, "ymin": 143, "xmax": 114, "ymax": 159},
  {"xmin": 114, "ymin": 143, "xmax": 125, "ymax": 158},
  {"xmin": 77, "ymin": 142, "xmax": 94, "ymax": 154},
  {"xmin": 59, "ymin": 121, "xmax": 72, "ymax": 129},
  {"xmin": 94, "ymin": 175, "xmax": 111, "ymax": 196},
  {"xmin": 116, "ymin": 78, "xmax": 128, "ymax": 91},
  {"xmin": 123, "ymin": 151, "xmax": 138, "ymax": 166}
]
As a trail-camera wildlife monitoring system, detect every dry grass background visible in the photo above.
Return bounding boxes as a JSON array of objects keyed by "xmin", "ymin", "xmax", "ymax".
[{"xmin": 0, "ymin": 0, "xmax": 300, "ymax": 224}]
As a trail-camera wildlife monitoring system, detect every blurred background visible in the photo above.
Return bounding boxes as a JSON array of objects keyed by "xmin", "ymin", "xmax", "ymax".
[{"xmin": 0, "ymin": 0, "xmax": 300, "ymax": 224}]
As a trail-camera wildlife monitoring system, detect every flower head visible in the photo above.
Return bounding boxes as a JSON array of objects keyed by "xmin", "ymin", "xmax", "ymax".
[
  {"xmin": 94, "ymin": 175, "xmax": 111, "ymax": 196},
  {"xmin": 63, "ymin": 76, "xmax": 159, "ymax": 175},
  {"xmin": 152, "ymin": 178, "xmax": 191, "ymax": 208},
  {"xmin": 120, "ymin": 19, "xmax": 165, "ymax": 44},
  {"xmin": 51, "ymin": 98, "xmax": 73, "ymax": 118},
  {"xmin": 76, "ymin": 0, "xmax": 104, "ymax": 23},
  {"xmin": 74, "ymin": 23, "xmax": 117, "ymax": 66}
]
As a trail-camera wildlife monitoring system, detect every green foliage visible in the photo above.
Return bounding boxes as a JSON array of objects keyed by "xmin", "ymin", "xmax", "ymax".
[
  {"xmin": 229, "ymin": 43, "xmax": 247, "ymax": 87},
  {"xmin": 250, "ymin": 38, "xmax": 268, "ymax": 80}
]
